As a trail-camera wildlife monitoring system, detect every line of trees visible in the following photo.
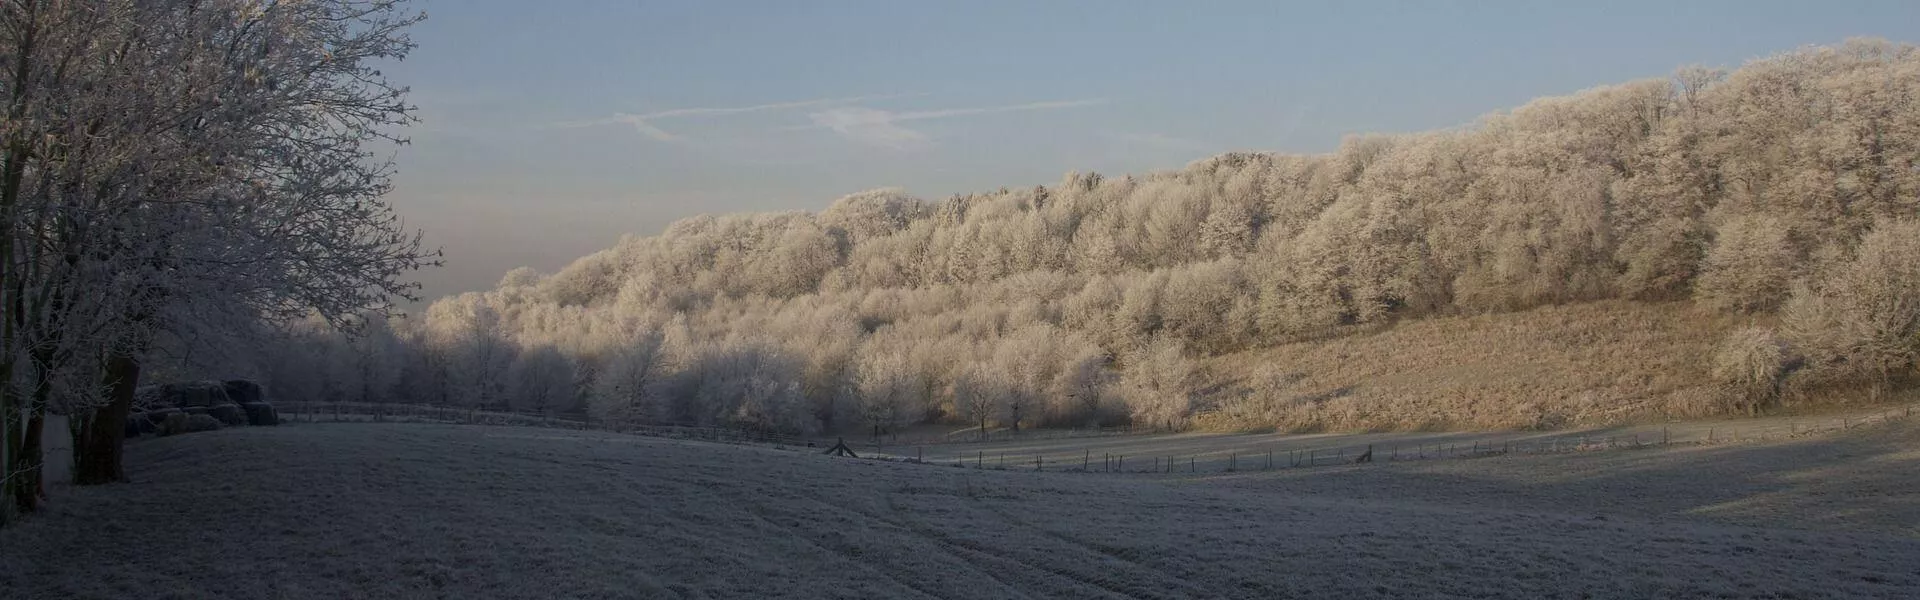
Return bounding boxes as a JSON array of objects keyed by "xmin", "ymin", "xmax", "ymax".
[
  {"xmin": 0, "ymin": 0, "xmax": 432, "ymax": 526},
  {"xmin": 242, "ymin": 40, "xmax": 1920, "ymax": 441}
]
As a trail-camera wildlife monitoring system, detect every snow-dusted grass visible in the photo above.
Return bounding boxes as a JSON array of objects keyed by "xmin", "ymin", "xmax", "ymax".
[{"xmin": 5, "ymin": 421, "xmax": 1920, "ymax": 599}]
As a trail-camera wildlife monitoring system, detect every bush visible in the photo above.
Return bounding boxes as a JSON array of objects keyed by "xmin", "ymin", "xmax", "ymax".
[
  {"xmin": 1711, "ymin": 327, "xmax": 1797, "ymax": 416},
  {"xmin": 1782, "ymin": 219, "xmax": 1920, "ymax": 390}
]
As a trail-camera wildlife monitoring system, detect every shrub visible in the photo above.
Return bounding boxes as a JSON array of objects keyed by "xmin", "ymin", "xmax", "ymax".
[
  {"xmin": 1710, "ymin": 327, "xmax": 1797, "ymax": 416},
  {"xmin": 1782, "ymin": 219, "xmax": 1920, "ymax": 391}
]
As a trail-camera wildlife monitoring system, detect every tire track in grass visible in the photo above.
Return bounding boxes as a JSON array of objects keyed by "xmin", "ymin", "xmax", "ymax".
[
  {"xmin": 969, "ymin": 496, "xmax": 1213, "ymax": 600},
  {"xmin": 871, "ymin": 486, "xmax": 1184, "ymax": 600},
  {"xmin": 728, "ymin": 493, "xmax": 957, "ymax": 600}
]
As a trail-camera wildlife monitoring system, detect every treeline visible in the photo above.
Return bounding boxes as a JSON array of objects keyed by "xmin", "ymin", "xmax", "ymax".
[{"xmin": 237, "ymin": 40, "xmax": 1920, "ymax": 436}]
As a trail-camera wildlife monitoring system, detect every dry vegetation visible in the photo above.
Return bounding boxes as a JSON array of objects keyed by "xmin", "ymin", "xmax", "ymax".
[
  {"xmin": 1197, "ymin": 301, "xmax": 1750, "ymax": 432},
  {"xmin": 5, "ymin": 422, "xmax": 1919, "ymax": 599}
]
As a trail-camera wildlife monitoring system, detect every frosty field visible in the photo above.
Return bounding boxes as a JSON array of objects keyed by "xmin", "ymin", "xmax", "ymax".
[{"xmin": 5, "ymin": 421, "xmax": 1920, "ymax": 599}]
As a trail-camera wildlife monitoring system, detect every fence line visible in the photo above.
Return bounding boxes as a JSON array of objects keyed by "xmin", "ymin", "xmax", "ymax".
[
  {"xmin": 897, "ymin": 403, "xmax": 1920, "ymax": 475},
  {"xmin": 275, "ymin": 402, "xmax": 812, "ymax": 447},
  {"xmin": 278, "ymin": 401, "xmax": 1918, "ymax": 476}
]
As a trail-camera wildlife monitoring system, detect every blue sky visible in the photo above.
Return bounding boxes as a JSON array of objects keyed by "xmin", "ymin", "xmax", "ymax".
[{"xmin": 384, "ymin": 0, "xmax": 1920, "ymax": 301}]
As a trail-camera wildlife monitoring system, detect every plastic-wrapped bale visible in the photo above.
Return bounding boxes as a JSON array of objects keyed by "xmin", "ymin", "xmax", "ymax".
[
  {"xmin": 207, "ymin": 403, "xmax": 247, "ymax": 427},
  {"xmin": 241, "ymin": 402, "xmax": 279, "ymax": 426},
  {"xmin": 223, "ymin": 380, "xmax": 265, "ymax": 405}
]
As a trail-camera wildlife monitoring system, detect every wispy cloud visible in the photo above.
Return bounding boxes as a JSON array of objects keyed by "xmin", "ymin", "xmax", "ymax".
[
  {"xmin": 1104, "ymin": 131, "xmax": 1214, "ymax": 154},
  {"xmin": 556, "ymin": 94, "xmax": 919, "ymax": 141},
  {"xmin": 804, "ymin": 99, "xmax": 1108, "ymax": 149}
]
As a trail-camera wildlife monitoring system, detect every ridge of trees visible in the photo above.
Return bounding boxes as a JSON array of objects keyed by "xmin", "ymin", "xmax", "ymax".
[{"xmin": 246, "ymin": 39, "xmax": 1920, "ymax": 439}]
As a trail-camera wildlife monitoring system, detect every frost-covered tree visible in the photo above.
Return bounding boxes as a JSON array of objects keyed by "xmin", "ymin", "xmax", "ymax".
[
  {"xmin": 260, "ymin": 40, "xmax": 1920, "ymax": 449},
  {"xmin": 1123, "ymin": 336, "xmax": 1194, "ymax": 431},
  {"xmin": 2, "ymin": 0, "xmax": 433, "ymax": 510},
  {"xmin": 508, "ymin": 345, "xmax": 576, "ymax": 414},
  {"xmin": 590, "ymin": 332, "xmax": 662, "ymax": 427}
]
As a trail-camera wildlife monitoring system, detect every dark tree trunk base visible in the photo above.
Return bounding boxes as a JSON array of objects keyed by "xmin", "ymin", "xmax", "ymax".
[
  {"xmin": 12, "ymin": 411, "xmax": 44, "ymax": 513},
  {"xmin": 73, "ymin": 353, "xmax": 139, "ymax": 486}
]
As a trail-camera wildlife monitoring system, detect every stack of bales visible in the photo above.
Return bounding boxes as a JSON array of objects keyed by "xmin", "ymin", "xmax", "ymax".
[{"xmin": 128, "ymin": 380, "xmax": 278, "ymax": 437}]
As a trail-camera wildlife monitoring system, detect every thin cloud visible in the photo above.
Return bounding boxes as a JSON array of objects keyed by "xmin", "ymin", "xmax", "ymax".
[
  {"xmin": 1105, "ymin": 131, "xmax": 1213, "ymax": 154},
  {"xmin": 804, "ymin": 99, "xmax": 1108, "ymax": 149},
  {"xmin": 556, "ymin": 93, "xmax": 921, "ymax": 141}
]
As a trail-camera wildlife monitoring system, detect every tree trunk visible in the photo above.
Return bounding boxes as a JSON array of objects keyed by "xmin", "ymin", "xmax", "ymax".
[
  {"xmin": 73, "ymin": 352, "xmax": 138, "ymax": 485},
  {"xmin": 12, "ymin": 410, "xmax": 42, "ymax": 513}
]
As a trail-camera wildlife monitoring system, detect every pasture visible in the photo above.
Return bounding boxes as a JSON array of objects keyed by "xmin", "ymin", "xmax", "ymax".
[{"xmin": 4, "ymin": 419, "xmax": 1920, "ymax": 598}]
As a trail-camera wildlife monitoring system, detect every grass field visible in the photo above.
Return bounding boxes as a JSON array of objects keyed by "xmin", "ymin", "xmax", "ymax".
[{"xmin": 4, "ymin": 420, "xmax": 1919, "ymax": 599}]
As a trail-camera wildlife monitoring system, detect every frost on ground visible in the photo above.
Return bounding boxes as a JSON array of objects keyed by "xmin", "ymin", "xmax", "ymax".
[{"xmin": 4, "ymin": 423, "xmax": 1919, "ymax": 599}]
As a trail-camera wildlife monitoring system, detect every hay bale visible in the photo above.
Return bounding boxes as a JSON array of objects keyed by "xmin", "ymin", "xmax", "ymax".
[
  {"xmin": 134, "ymin": 385, "xmax": 168, "ymax": 410},
  {"xmin": 158, "ymin": 412, "xmax": 189, "ymax": 436},
  {"xmin": 241, "ymin": 402, "xmax": 279, "ymax": 426},
  {"xmin": 207, "ymin": 403, "xmax": 247, "ymax": 426},
  {"xmin": 150, "ymin": 381, "xmax": 232, "ymax": 408},
  {"xmin": 162, "ymin": 411, "xmax": 219, "ymax": 436},
  {"xmin": 143, "ymin": 408, "xmax": 180, "ymax": 426},
  {"xmin": 223, "ymin": 380, "xmax": 265, "ymax": 405}
]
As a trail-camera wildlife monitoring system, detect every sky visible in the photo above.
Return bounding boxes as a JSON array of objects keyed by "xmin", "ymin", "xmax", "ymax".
[{"xmin": 382, "ymin": 0, "xmax": 1920, "ymax": 303}]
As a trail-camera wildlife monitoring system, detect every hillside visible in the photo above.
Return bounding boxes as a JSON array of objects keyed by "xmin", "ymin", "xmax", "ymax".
[
  {"xmin": 5, "ymin": 423, "xmax": 1919, "ymax": 599},
  {"xmin": 219, "ymin": 40, "xmax": 1920, "ymax": 436},
  {"xmin": 1198, "ymin": 301, "xmax": 1747, "ymax": 431}
]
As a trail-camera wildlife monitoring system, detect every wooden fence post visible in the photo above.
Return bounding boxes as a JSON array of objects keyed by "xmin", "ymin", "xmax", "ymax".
[{"xmin": 1083, "ymin": 450, "xmax": 1090, "ymax": 471}]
